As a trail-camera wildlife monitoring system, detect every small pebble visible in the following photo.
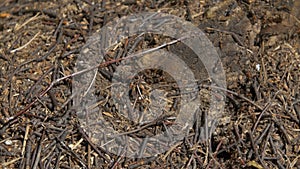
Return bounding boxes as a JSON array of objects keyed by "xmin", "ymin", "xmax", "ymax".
[
  {"xmin": 256, "ymin": 64, "xmax": 260, "ymax": 71},
  {"xmin": 5, "ymin": 140, "xmax": 13, "ymax": 146}
]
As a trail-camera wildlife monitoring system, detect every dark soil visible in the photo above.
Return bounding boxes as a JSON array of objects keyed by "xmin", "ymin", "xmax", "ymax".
[{"xmin": 0, "ymin": 0, "xmax": 299, "ymax": 168}]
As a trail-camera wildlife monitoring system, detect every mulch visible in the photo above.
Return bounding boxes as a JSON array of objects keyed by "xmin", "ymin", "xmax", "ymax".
[{"xmin": 0, "ymin": 0, "xmax": 299, "ymax": 168}]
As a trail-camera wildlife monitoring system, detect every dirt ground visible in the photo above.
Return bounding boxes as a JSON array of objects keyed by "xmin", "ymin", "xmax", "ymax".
[{"xmin": 0, "ymin": 0, "xmax": 299, "ymax": 168}]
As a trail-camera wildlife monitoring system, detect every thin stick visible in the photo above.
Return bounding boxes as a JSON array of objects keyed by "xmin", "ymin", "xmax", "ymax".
[
  {"xmin": 162, "ymin": 141, "xmax": 182, "ymax": 161},
  {"xmin": 202, "ymin": 84, "xmax": 263, "ymax": 111},
  {"xmin": 14, "ymin": 12, "xmax": 40, "ymax": 31},
  {"xmin": 21, "ymin": 123, "xmax": 30, "ymax": 156},
  {"xmin": 1, "ymin": 157, "xmax": 22, "ymax": 167},
  {"xmin": 251, "ymin": 90, "xmax": 281, "ymax": 134},
  {"xmin": 77, "ymin": 125, "xmax": 110, "ymax": 162},
  {"xmin": 10, "ymin": 31, "xmax": 41, "ymax": 53},
  {"xmin": 32, "ymin": 128, "xmax": 45, "ymax": 169}
]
